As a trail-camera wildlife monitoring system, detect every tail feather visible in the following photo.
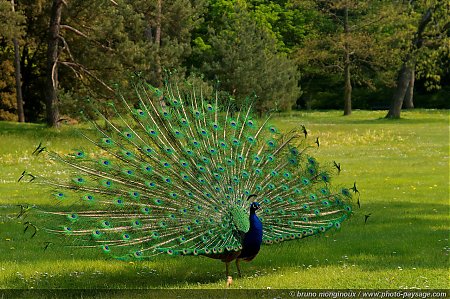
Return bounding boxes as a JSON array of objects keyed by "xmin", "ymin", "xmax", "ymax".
[{"xmin": 23, "ymin": 81, "xmax": 353, "ymax": 260}]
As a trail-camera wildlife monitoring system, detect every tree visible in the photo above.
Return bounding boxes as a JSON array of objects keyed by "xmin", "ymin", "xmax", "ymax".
[
  {"xmin": 342, "ymin": 4, "xmax": 351, "ymax": 115},
  {"xmin": 295, "ymin": 0, "xmax": 392, "ymax": 115},
  {"xmin": 45, "ymin": 0, "xmax": 63, "ymax": 127},
  {"xmin": 11, "ymin": 0, "xmax": 25, "ymax": 122},
  {"xmin": 43, "ymin": 0, "xmax": 127, "ymax": 126},
  {"xmin": 403, "ymin": 68, "xmax": 414, "ymax": 109},
  {"xmin": 198, "ymin": 6, "xmax": 300, "ymax": 113},
  {"xmin": 62, "ymin": 0, "xmax": 203, "ymax": 96},
  {"xmin": 43, "ymin": 0, "xmax": 149, "ymax": 125},
  {"xmin": 0, "ymin": 0, "xmax": 25, "ymax": 121},
  {"xmin": 386, "ymin": 1, "xmax": 449, "ymax": 119},
  {"xmin": 136, "ymin": 0, "xmax": 203, "ymax": 87},
  {"xmin": 0, "ymin": 0, "xmax": 204, "ymax": 124}
]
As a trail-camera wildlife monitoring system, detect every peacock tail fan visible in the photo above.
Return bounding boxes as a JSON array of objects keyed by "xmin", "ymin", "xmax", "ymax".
[{"xmin": 23, "ymin": 81, "xmax": 353, "ymax": 261}]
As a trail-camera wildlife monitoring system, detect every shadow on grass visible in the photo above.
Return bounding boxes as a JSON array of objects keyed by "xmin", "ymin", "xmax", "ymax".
[
  {"xmin": 1, "ymin": 199, "xmax": 448, "ymax": 289},
  {"xmin": 262, "ymin": 200, "xmax": 449, "ymax": 270}
]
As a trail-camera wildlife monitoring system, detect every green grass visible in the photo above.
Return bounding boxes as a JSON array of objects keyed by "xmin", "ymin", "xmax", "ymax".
[{"xmin": 0, "ymin": 109, "xmax": 449, "ymax": 293}]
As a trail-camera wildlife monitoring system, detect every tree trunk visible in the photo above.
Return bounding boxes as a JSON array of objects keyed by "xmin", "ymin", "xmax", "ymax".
[
  {"xmin": 155, "ymin": 0, "xmax": 162, "ymax": 87},
  {"xmin": 403, "ymin": 67, "xmax": 415, "ymax": 109},
  {"xmin": 386, "ymin": 63, "xmax": 412, "ymax": 118},
  {"xmin": 343, "ymin": 53, "xmax": 352, "ymax": 116},
  {"xmin": 386, "ymin": 7, "xmax": 433, "ymax": 119},
  {"xmin": 11, "ymin": 0, "xmax": 24, "ymax": 122},
  {"xmin": 343, "ymin": 5, "xmax": 352, "ymax": 116},
  {"xmin": 45, "ymin": 0, "xmax": 63, "ymax": 127}
]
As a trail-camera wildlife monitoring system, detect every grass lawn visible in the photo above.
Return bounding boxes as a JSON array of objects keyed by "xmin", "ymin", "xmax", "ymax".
[{"xmin": 0, "ymin": 109, "xmax": 448, "ymax": 295}]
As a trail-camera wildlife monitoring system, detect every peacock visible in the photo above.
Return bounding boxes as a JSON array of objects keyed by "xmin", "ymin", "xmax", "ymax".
[{"xmin": 19, "ymin": 81, "xmax": 354, "ymax": 277}]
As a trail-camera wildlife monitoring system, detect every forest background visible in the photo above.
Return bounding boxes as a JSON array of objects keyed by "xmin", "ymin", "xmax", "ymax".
[{"xmin": 0, "ymin": 0, "xmax": 448, "ymax": 126}]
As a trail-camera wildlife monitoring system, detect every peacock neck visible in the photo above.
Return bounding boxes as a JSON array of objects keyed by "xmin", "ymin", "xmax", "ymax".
[{"xmin": 249, "ymin": 210, "xmax": 262, "ymax": 231}]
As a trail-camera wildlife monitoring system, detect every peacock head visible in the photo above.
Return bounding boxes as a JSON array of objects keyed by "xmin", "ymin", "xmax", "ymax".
[
  {"xmin": 248, "ymin": 195, "xmax": 260, "ymax": 212},
  {"xmin": 250, "ymin": 202, "xmax": 260, "ymax": 212}
]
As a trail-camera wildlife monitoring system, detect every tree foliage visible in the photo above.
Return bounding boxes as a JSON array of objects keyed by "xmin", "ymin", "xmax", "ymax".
[
  {"xmin": 386, "ymin": 0, "xmax": 449, "ymax": 118},
  {"xmin": 193, "ymin": 4, "xmax": 300, "ymax": 113},
  {"xmin": 0, "ymin": 0, "xmax": 25, "ymax": 120},
  {"xmin": 295, "ymin": 0, "xmax": 400, "ymax": 114},
  {"xmin": 0, "ymin": 0, "xmax": 447, "ymax": 123}
]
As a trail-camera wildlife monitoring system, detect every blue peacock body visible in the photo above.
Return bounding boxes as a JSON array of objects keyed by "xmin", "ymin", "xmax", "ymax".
[{"xmin": 23, "ymin": 82, "xmax": 353, "ymax": 276}]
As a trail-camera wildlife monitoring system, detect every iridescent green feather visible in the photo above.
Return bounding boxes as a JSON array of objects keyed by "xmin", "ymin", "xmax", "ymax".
[{"xmin": 27, "ymin": 81, "xmax": 353, "ymax": 261}]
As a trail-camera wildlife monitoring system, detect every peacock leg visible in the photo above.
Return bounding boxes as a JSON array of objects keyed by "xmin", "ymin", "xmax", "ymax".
[
  {"xmin": 225, "ymin": 261, "xmax": 230, "ymax": 277},
  {"xmin": 236, "ymin": 258, "xmax": 242, "ymax": 277}
]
